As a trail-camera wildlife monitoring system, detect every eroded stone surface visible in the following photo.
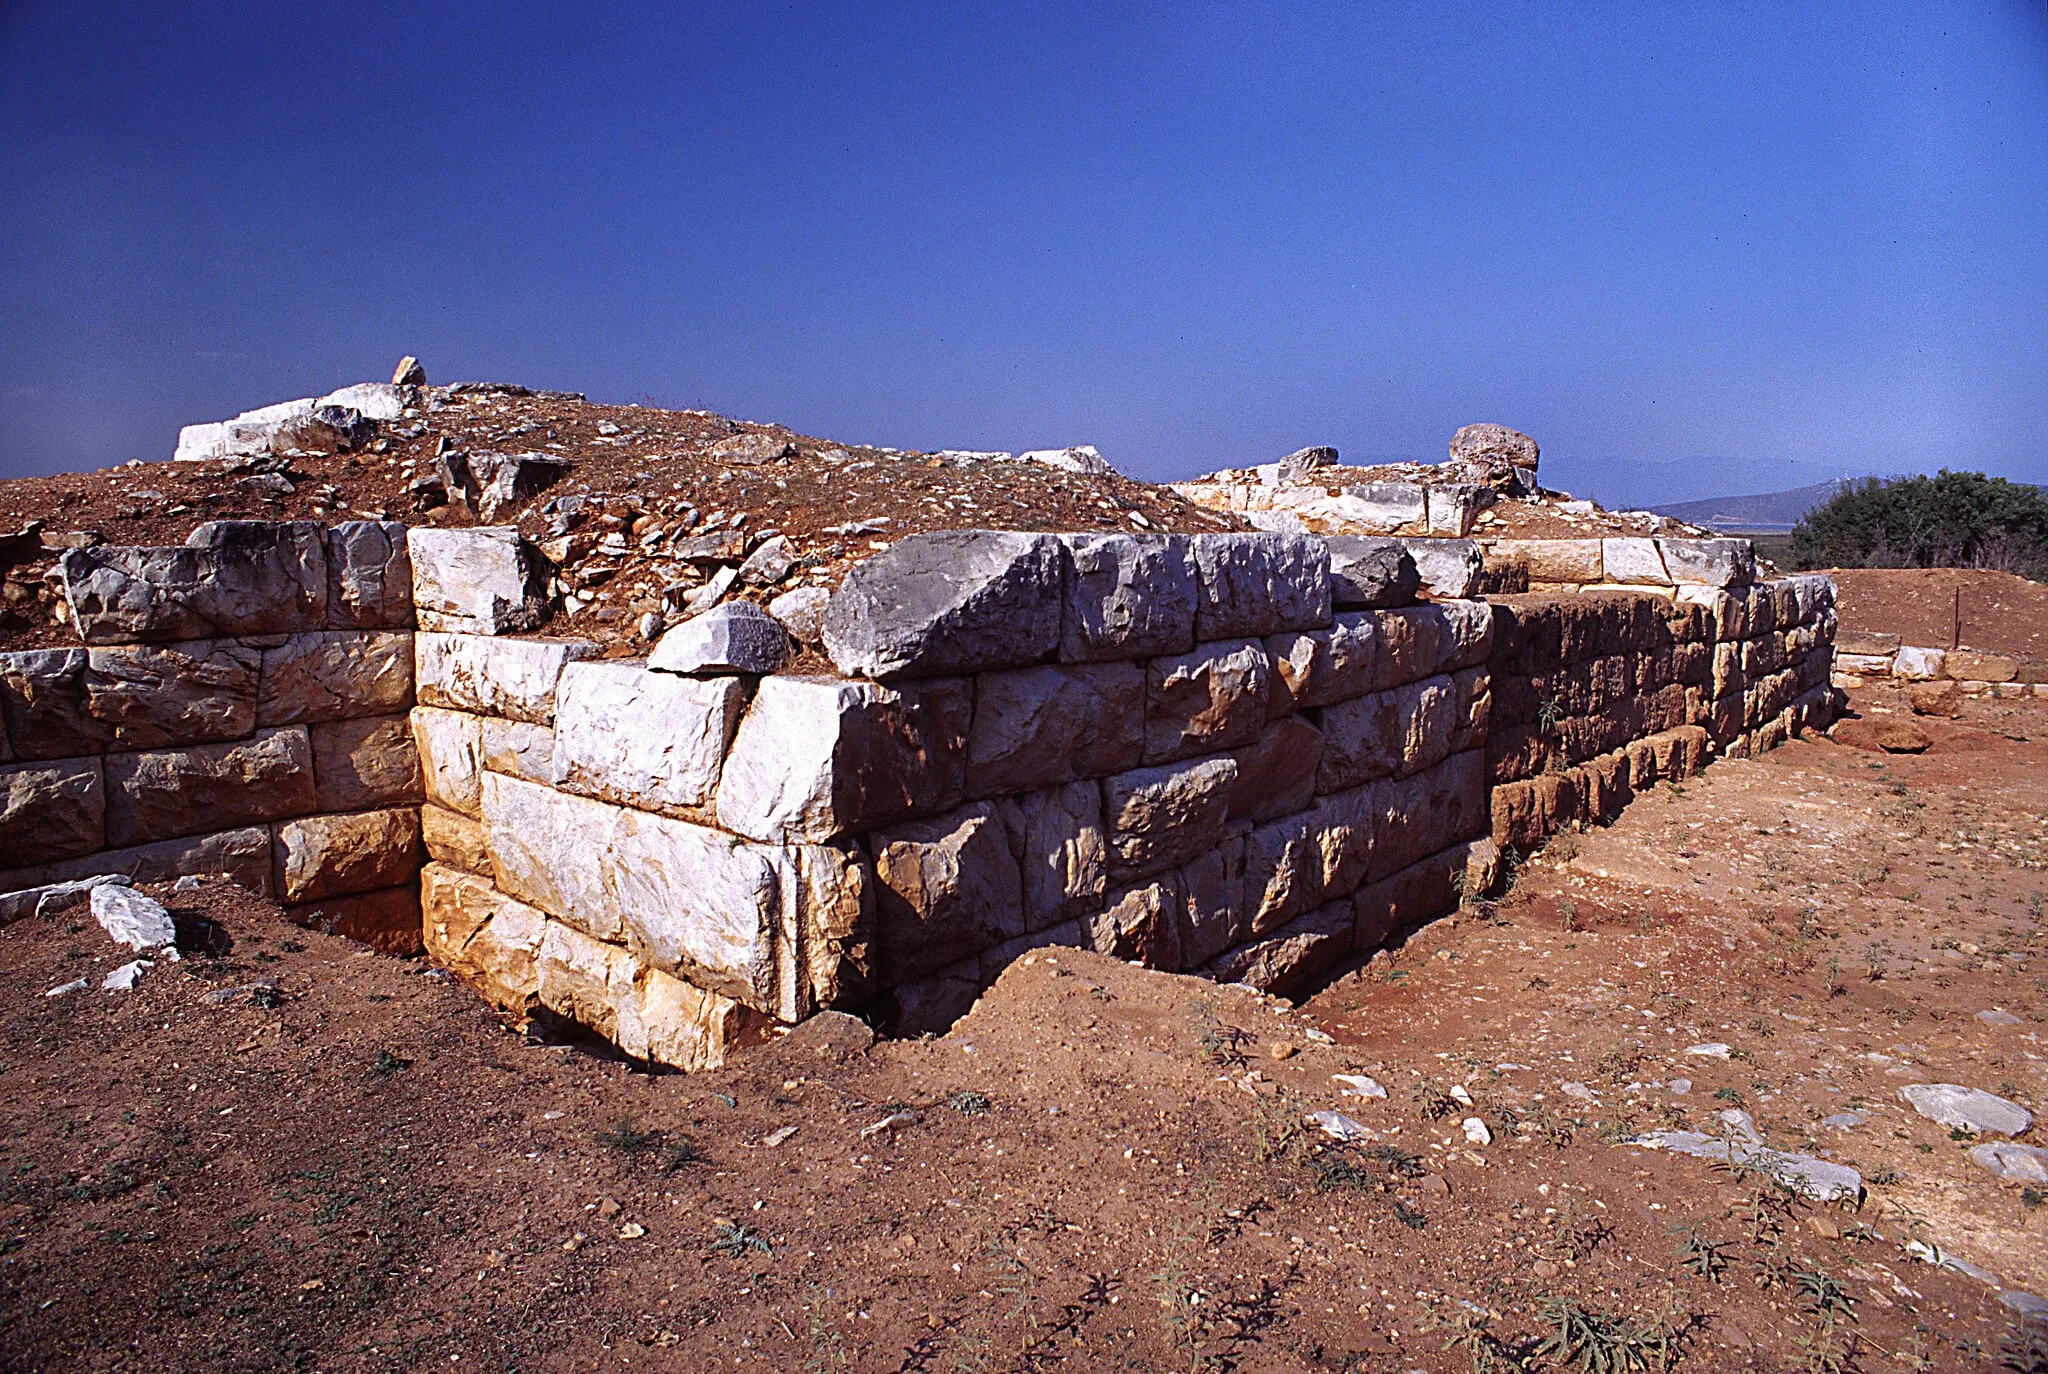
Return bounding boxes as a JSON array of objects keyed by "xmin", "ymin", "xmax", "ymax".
[
  {"xmin": 1144, "ymin": 639, "xmax": 1271, "ymax": 764},
  {"xmin": 872, "ymin": 801, "xmax": 1024, "ymax": 983},
  {"xmin": 325, "ymin": 520, "xmax": 414, "ymax": 629},
  {"xmin": 823, "ymin": 531, "xmax": 1065, "ymax": 679},
  {"xmin": 1208, "ymin": 898, "xmax": 1352, "ymax": 994},
  {"xmin": 309, "ymin": 714, "xmax": 421, "ymax": 811},
  {"xmin": 1325, "ymin": 537, "xmax": 1419, "ymax": 609},
  {"xmin": 257, "ymin": 631, "xmax": 412, "ymax": 725},
  {"xmin": 411, "ymin": 706, "xmax": 484, "ymax": 817},
  {"xmin": 648, "ymin": 601, "xmax": 791, "ymax": 676},
  {"xmin": 1189, "ymin": 533, "xmax": 1330, "ymax": 640},
  {"xmin": 1058, "ymin": 534, "xmax": 1196, "ymax": 662},
  {"xmin": 966, "ymin": 662, "xmax": 1144, "ymax": 797},
  {"xmin": 1227, "ymin": 717, "xmax": 1322, "ymax": 823},
  {"xmin": 1102, "ymin": 754, "xmax": 1239, "ymax": 880},
  {"xmin": 102, "ymin": 726, "xmax": 316, "ymax": 847},
  {"xmin": 408, "ymin": 527, "xmax": 551, "ymax": 634},
  {"xmin": 0, "ymin": 825, "xmax": 272, "ymax": 896},
  {"xmin": 421, "ymin": 802, "xmax": 491, "ymax": 874},
  {"xmin": 1900, "ymin": 1084, "xmax": 2034, "ymax": 1138},
  {"xmin": 0, "ymin": 756, "xmax": 103, "ymax": 860},
  {"xmin": 60, "ymin": 521, "xmax": 328, "ymax": 643},
  {"xmin": 1657, "ymin": 538, "xmax": 1756, "ymax": 588},
  {"xmin": 996, "ymin": 780, "xmax": 1108, "ymax": 930},
  {"xmin": 414, "ymin": 632, "xmax": 597, "ymax": 724},
  {"xmin": 421, "ymin": 862, "xmax": 543, "ymax": 1014},
  {"xmin": 273, "ymin": 807, "xmax": 420, "ymax": 903},
  {"xmin": 550, "ymin": 662, "xmax": 745, "ymax": 814},
  {"xmin": 0, "ymin": 650, "xmax": 108, "ymax": 759},
  {"xmin": 84, "ymin": 640, "xmax": 261, "ymax": 748}
]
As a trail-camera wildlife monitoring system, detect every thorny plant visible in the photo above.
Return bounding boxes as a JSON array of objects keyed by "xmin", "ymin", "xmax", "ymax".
[
  {"xmin": 1421, "ymin": 1299, "xmax": 1516, "ymax": 1374},
  {"xmin": 2001, "ymin": 1314, "xmax": 2048, "ymax": 1374},
  {"xmin": 1545, "ymin": 1196, "xmax": 1612, "ymax": 1262},
  {"xmin": 1409, "ymin": 1076, "xmax": 1459, "ymax": 1121},
  {"xmin": 1668, "ymin": 1223, "xmax": 1730, "ymax": 1281},
  {"xmin": 1190, "ymin": 1001, "xmax": 1254, "ymax": 1068},
  {"xmin": 595, "ymin": 1117, "xmax": 661, "ymax": 1156},
  {"xmin": 1532, "ymin": 1296, "xmax": 1689, "ymax": 1373},
  {"xmin": 710, "ymin": 1222, "xmax": 772, "ymax": 1259}
]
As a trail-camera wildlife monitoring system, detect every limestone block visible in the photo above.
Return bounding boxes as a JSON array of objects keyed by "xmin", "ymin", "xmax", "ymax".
[
  {"xmin": 793, "ymin": 843, "xmax": 875, "ymax": 1010},
  {"xmin": 413, "ymin": 631, "xmax": 597, "ymax": 724},
  {"xmin": 0, "ymin": 756, "xmax": 103, "ymax": 860},
  {"xmin": 1304, "ymin": 783, "xmax": 1376, "ymax": 902},
  {"xmin": 537, "ymin": 919, "xmax": 644, "ymax": 1048},
  {"xmin": 890, "ymin": 955, "xmax": 981, "ymax": 1036},
  {"xmin": 421, "ymin": 802, "xmax": 491, "ymax": 874},
  {"xmin": 1948, "ymin": 650, "xmax": 2019, "ymax": 683},
  {"xmin": 1336, "ymin": 483, "xmax": 1426, "ymax": 531},
  {"xmin": 1490, "ymin": 539, "xmax": 1602, "ymax": 585},
  {"xmin": 84, "ymin": 639, "xmax": 261, "ymax": 748},
  {"xmin": 1675, "ymin": 584, "xmax": 1740, "ymax": 640},
  {"xmin": 257, "ymin": 630, "xmax": 413, "ymax": 725},
  {"xmin": 0, "ymin": 873, "xmax": 127, "ymax": 928},
  {"xmin": 638, "ymin": 966, "xmax": 757, "ymax": 1072},
  {"xmin": 410, "ymin": 706, "xmax": 484, "ymax": 817},
  {"xmin": 273, "ymin": 807, "xmax": 420, "ymax": 903},
  {"xmin": 286, "ymin": 883, "xmax": 423, "ymax": 955},
  {"xmin": 647, "ymin": 601, "xmax": 791, "ymax": 676},
  {"xmin": 965, "ymin": 662, "xmax": 1144, "ymax": 797},
  {"xmin": 1189, "ymin": 533, "xmax": 1331, "ymax": 640},
  {"xmin": 1371, "ymin": 601, "xmax": 1493, "ymax": 690},
  {"xmin": 995, "ymin": 780, "xmax": 1108, "ymax": 930},
  {"xmin": 1316, "ymin": 674, "xmax": 1462, "ymax": 793},
  {"xmin": 1657, "ymin": 538, "xmax": 1756, "ymax": 588},
  {"xmin": 1369, "ymin": 749, "xmax": 1486, "ymax": 883},
  {"xmin": 549, "ymin": 662, "xmax": 745, "ymax": 814},
  {"xmin": 768, "ymin": 586, "xmax": 831, "ymax": 643},
  {"xmin": 1396, "ymin": 538, "xmax": 1483, "ymax": 600},
  {"xmin": 477, "ymin": 717, "xmax": 554, "ymax": 783},
  {"xmin": 310, "ymin": 714, "xmax": 421, "ymax": 811},
  {"xmin": 1174, "ymin": 836, "xmax": 1248, "ymax": 968},
  {"xmin": 871, "ymin": 801, "xmax": 1025, "ymax": 983},
  {"xmin": 481, "ymin": 773, "xmax": 787, "ymax": 1015},
  {"xmin": 1602, "ymin": 538, "xmax": 1671, "ymax": 586},
  {"xmin": 421, "ymin": 862, "xmax": 543, "ymax": 1013},
  {"xmin": 0, "ymin": 650, "xmax": 110, "ymax": 759},
  {"xmin": 325, "ymin": 520, "xmax": 414, "ymax": 630},
  {"xmin": 1242, "ymin": 811, "xmax": 1324, "ymax": 936},
  {"xmin": 823, "ymin": 531, "xmax": 1065, "ymax": 679},
  {"xmin": 1085, "ymin": 878, "xmax": 1182, "ymax": 969},
  {"xmin": 1207, "ymin": 898, "xmax": 1352, "ymax": 994},
  {"xmin": 1265, "ymin": 613, "xmax": 1378, "ymax": 711},
  {"xmin": 1450, "ymin": 423, "xmax": 1539, "ymax": 473},
  {"xmin": 1837, "ymin": 629, "xmax": 1900, "ymax": 656},
  {"xmin": 1227, "ymin": 717, "xmax": 1322, "ymax": 823},
  {"xmin": 102, "ymin": 726, "xmax": 315, "ymax": 847},
  {"xmin": 1891, "ymin": 645, "xmax": 1946, "ymax": 681},
  {"xmin": 407, "ymin": 527, "xmax": 551, "ymax": 634},
  {"xmin": 1354, "ymin": 844, "xmax": 1464, "ymax": 951},
  {"xmin": 59, "ymin": 521, "xmax": 328, "ymax": 643},
  {"xmin": 0, "ymin": 825, "xmax": 272, "ymax": 896},
  {"xmin": 715, "ymin": 674, "xmax": 970, "ymax": 843},
  {"xmin": 1324, "ymin": 537, "xmax": 1420, "ymax": 610},
  {"xmin": 1426, "ymin": 485, "xmax": 1486, "ymax": 537},
  {"xmin": 1059, "ymin": 534, "xmax": 1197, "ymax": 661},
  {"xmin": 1144, "ymin": 639, "xmax": 1272, "ymax": 764},
  {"xmin": 1102, "ymin": 754, "xmax": 1239, "ymax": 880}
]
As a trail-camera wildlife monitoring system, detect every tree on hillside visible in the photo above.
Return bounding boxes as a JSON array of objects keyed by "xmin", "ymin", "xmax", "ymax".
[{"xmin": 1787, "ymin": 471, "xmax": 2048, "ymax": 581}]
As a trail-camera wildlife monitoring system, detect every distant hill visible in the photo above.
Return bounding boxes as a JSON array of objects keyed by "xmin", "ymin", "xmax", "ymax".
[{"xmin": 1650, "ymin": 480, "xmax": 1854, "ymax": 533}]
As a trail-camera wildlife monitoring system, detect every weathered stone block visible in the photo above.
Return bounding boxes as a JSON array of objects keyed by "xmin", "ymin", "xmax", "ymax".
[
  {"xmin": 84, "ymin": 640, "xmax": 261, "ymax": 748},
  {"xmin": 1059, "ymin": 534, "xmax": 1197, "ymax": 662},
  {"xmin": 536, "ymin": 919, "xmax": 644, "ymax": 1048},
  {"xmin": 1369, "ymin": 748, "xmax": 1486, "ymax": 883},
  {"xmin": 413, "ymin": 632, "xmax": 597, "ymax": 724},
  {"xmin": 326, "ymin": 520, "xmax": 414, "ymax": 630},
  {"xmin": 1174, "ymin": 836, "xmax": 1248, "ymax": 968},
  {"xmin": 1102, "ymin": 754, "xmax": 1239, "ymax": 880},
  {"xmin": 1892, "ymin": 645, "xmax": 1946, "ymax": 681},
  {"xmin": 637, "ymin": 965, "xmax": 757, "ymax": 1072},
  {"xmin": 1395, "ymin": 538, "xmax": 1483, "ymax": 600},
  {"xmin": 1266, "ymin": 613, "xmax": 1378, "ymax": 711},
  {"xmin": 421, "ymin": 862, "xmax": 543, "ymax": 1014},
  {"xmin": 0, "ymin": 756, "xmax": 103, "ymax": 860},
  {"xmin": 793, "ymin": 843, "xmax": 875, "ymax": 1010},
  {"xmin": 871, "ymin": 801, "xmax": 1024, "ymax": 983},
  {"xmin": 1657, "ymin": 538, "xmax": 1755, "ymax": 588},
  {"xmin": 1371, "ymin": 601, "xmax": 1493, "ymax": 689},
  {"xmin": 647, "ymin": 600, "xmax": 791, "ymax": 676},
  {"xmin": 477, "ymin": 716, "xmax": 554, "ymax": 783},
  {"xmin": 0, "ymin": 825, "xmax": 272, "ymax": 896},
  {"xmin": 716, "ymin": 674, "xmax": 970, "ymax": 843},
  {"xmin": 1242, "ymin": 811, "xmax": 1324, "ymax": 936},
  {"xmin": 421, "ymin": 802, "xmax": 491, "ymax": 874},
  {"xmin": 1189, "ymin": 533, "xmax": 1331, "ymax": 639},
  {"xmin": 1948, "ymin": 650, "xmax": 2019, "ymax": 683},
  {"xmin": 285, "ymin": 883, "xmax": 423, "ymax": 955},
  {"xmin": 1227, "ymin": 717, "xmax": 1322, "ymax": 823},
  {"xmin": 1323, "ymin": 537, "xmax": 1419, "ymax": 610},
  {"xmin": 1207, "ymin": 898, "xmax": 1352, "ymax": 994},
  {"xmin": 1085, "ymin": 877, "xmax": 1182, "ymax": 969},
  {"xmin": 273, "ymin": 807, "xmax": 420, "ymax": 903},
  {"xmin": 481, "ymin": 773, "xmax": 787, "ymax": 1015},
  {"xmin": 103, "ymin": 726, "xmax": 315, "ymax": 847},
  {"xmin": 0, "ymin": 650, "xmax": 109, "ymax": 759},
  {"xmin": 59, "ymin": 521, "xmax": 328, "ymax": 643},
  {"xmin": 996, "ymin": 780, "xmax": 1108, "ymax": 931},
  {"xmin": 410, "ymin": 707, "xmax": 484, "ymax": 817},
  {"xmin": 256, "ymin": 630, "xmax": 413, "ymax": 725},
  {"xmin": 1602, "ymin": 538, "xmax": 1671, "ymax": 586},
  {"xmin": 1426, "ymin": 485, "xmax": 1486, "ymax": 537},
  {"xmin": 1490, "ymin": 539, "xmax": 1602, "ymax": 585},
  {"xmin": 823, "ymin": 531, "xmax": 1065, "ymax": 679},
  {"xmin": 407, "ymin": 527, "xmax": 551, "ymax": 635},
  {"xmin": 966, "ymin": 662, "xmax": 1144, "ymax": 797},
  {"xmin": 310, "ymin": 714, "xmax": 421, "ymax": 811},
  {"xmin": 550, "ymin": 662, "xmax": 745, "ymax": 814},
  {"xmin": 1144, "ymin": 639, "xmax": 1272, "ymax": 764},
  {"xmin": 1337, "ymin": 482, "xmax": 1427, "ymax": 531}
]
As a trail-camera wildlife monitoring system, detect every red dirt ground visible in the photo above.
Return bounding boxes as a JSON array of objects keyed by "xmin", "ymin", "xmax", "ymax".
[{"xmin": 1828, "ymin": 568, "xmax": 2048, "ymax": 663}]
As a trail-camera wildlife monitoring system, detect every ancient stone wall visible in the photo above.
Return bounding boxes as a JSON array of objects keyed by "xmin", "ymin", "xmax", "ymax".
[
  {"xmin": 1831, "ymin": 632, "xmax": 2047, "ymax": 698},
  {"xmin": 0, "ymin": 520, "xmax": 424, "ymax": 948}
]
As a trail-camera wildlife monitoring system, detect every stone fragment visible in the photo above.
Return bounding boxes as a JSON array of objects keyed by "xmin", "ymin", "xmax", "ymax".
[
  {"xmin": 1397, "ymin": 539, "xmax": 1483, "ymax": 599},
  {"xmin": 411, "ymin": 706, "xmax": 484, "ymax": 817},
  {"xmin": 1656, "ymin": 538, "xmax": 1756, "ymax": 588},
  {"xmin": 325, "ymin": 520, "xmax": 414, "ymax": 629},
  {"xmin": 1829, "ymin": 717, "xmax": 1930, "ymax": 754},
  {"xmin": 103, "ymin": 727, "xmax": 316, "ymax": 846},
  {"xmin": 1969, "ymin": 1142, "xmax": 2048, "ymax": 1184},
  {"xmin": 1207, "ymin": 898, "xmax": 1352, "ymax": 994},
  {"xmin": 708, "ymin": 432, "xmax": 794, "ymax": 465},
  {"xmin": 967, "ymin": 662, "xmax": 1144, "ymax": 797},
  {"xmin": 0, "ymin": 826, "xmax": 272, "ymax": 896},
  {"xmin": 1891, "ymin": 645, "xmax": 1946, "ymax": 681},
  {"xmin": 318, "ymin": 382, "xmax": 405, "ymax": 421},
  {"xmin": 1278, "ymin": 445, "xmax": 1336, "ymax": 480},
  {"xmin": 996, "ymin": 780, "xmax": 1108, "ymax": 929},
  {"xmin": 1324, "ymin": 537, "xmax": 1419, "ymax": 609},
  {"xmin": 715, "ymin": 675, "xmax": 969, "ymax": 843},
  {"xmin": 310, "ymin": 714, "xmax": 422, "ymax": 810},
  {"xmin": 871, "ymin": 802, "xmax": 1024, "ymax": 982},
  {"xmin": 793, "ymin": 843, "xmax": 875, "ymax": 1010},
  {"xmin": 421, "ymin": 862, "xmax": 545, "ymax": 1015},
  {"xmin": 288, "ymin": 883, "xmax": 423, "ymax": 954},
  {"xmin": 1899, "ymin": 1084, "xmax": 2034, "ymax": 1137},
  {"xmin": 1058, "ymin": 534, "xmax": 1196, "ymax": 661},
  {"xmin": 1085, "ymin": 879, "xmax": 1181, "ymax": 968},
  {"xmin": 1629, "ymin": 1132, "xmax": 1861, "ymax": 1203},
  {"xmin": 549, "ymin": 662, "xmax": 744, "ymax": 814},
  {"xmin": 1189, "ymin": 533, "xmax": 1331, "ymax": 639},
  {"xmin": 59, "ymin": 520, "xmax": 328, "ymax": 643},
  {"xmin": 472, "ymin": 453, "xmax": 571, "ymax": 523},
  {"xmin": 1019, "ymin": 445, "xmax": 1113, "ymax": 475},
  {"xmin": 273, "ymin": 807, "xmax": 420, "ymax": 903},
  {"xmin": 392, "ymin": 356, "xmax": 425, "ymax": 386},
  {"xmin": 648, "ymin": 601, "xmax": 791, "ymax": 676},
  {"xmin": 1906, "ymin": 680, "xmax": 1960, "ymax": 717},
  {"xmin": 407, "ymin": 527, "xmax": 551, "ymax": 634},
  {"xmin": 84, "ymin": 639, "xmax": 261, "ymax": 747},
  {"xmin": 1228, "ymin": 717, "xmax": 1322, "ymax": 823},
  {"xmin": 1144, "ymin": 639, "xmax": 1271, "ymax": 764},
  {"xmin": 0, "ymin": 756, "xmax": 104, "ymax": 860},
  {"xmin": 737, "ymin": 535, "xmax": 797, "ymax": 586},
  {"xmin": 101, "ymin": 960, "xmax": 152, "ymax": 992},
  {"xmin": 92, "ymin": 884, "xmax": 176, "ymax": 950},
  {"xmin": 421, "ymin": 803, "xmax": 492, "ymax": 874},
  {"xmin": 822, "ymin": 531, "xmax": 1065, "ymax": 679},
  {"xmin": 766, "ymin": 586, "xmax": 830, "ymax": 642},
  {"xmin": 1102, "ymin": 754, "xmax": 1239, "ymax": 880},
  {"xmin": 0, "ymin": 873, "xmax": 129, "ymax": 927},
  {"xmin": 0, "ymin": 650, "xmax": 109, "ymax": 759},
  {"xmin": 476, "ymin": 716, "xmax": 554, "ymax": 782},
  {"xmin": 1602, "ymin": 538, "xmax": 1671, "ymax": 586},
  {"xmin": 1266, "ymin": 613, "xmax": 1378, "ymax": 711},
  {"xmin": 413, "ymin": 631, "xmax": 597, "ymax": 724},
  {"xmin": 1448, "ymin": 423, "xmax": 1538, "ymax": 473},
  {"xmin": 257, "ymin": 630, "xmax": 413, "ymax": 725},
  {"xmin": 1947, "ymin": 649, "xmax": 2019, "ymax": 683},
  {"xmin": 482, "ymin": 773, "xmax": 787, "ymax": 1015}
]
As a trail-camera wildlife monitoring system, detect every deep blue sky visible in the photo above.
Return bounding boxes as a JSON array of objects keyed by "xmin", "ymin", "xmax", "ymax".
[{"xmin": 4, "ymin": 2, "xmax": 2046, "ymax": 505}]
